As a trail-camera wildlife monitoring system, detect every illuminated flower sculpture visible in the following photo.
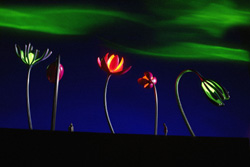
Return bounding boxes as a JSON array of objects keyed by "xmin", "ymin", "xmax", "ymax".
[
  {"xmin": 46, "ymin": 55, "xmax": 64, "ymax": 131},
  {"xmin": 175, "ymin": 69, "xmax": 230, "ymax": 137},
  {"xmin": 46, "ymin": 57, "xmax": 64, "ymax": 83},
  {"xmin": 138, "ymin": 72, "xmax": 158, "ymax": 135},
  {"xmin": 15, "ymin": 43, "xmax": 52, "ymax": 130},
  {"xmin": 97, "ymin": 53, "xmax": 132, "ymax": 134}
]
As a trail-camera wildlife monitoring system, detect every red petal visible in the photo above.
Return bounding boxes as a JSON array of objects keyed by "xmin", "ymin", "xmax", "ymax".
[
  {"xmin": 101, "ymin": 57, "xmax": 110, "ymax": 73},
  {"xmin": 113, "ymin": 66, "xmax": 131, "ymax": 75},
  {"xmin": 113, "ymin": 57, "xmax": 124, "ymax": 72},
  {"xmin": 144, "ymin": 71, "xmax": 153, "ymax": 80},
  {"xmin": 138, "ymin": 78, "xmax": 148, "ymax": 86},
  {"xmin": 97, "ymin": 57, "xmax": 102, "ymax": 68},
  {"xmin": 109, "ymin": 55, "xmax": 119, "ymax": 72},
  {"xmin": 104, "ymin": 53, "xmax": 109, "ymax": 63}
]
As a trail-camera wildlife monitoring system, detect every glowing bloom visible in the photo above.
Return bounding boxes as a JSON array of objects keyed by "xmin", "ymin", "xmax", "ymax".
[
  {"xmin": 138, "ymin": 72, "xmax": 158, "ymax": 135},
  {"xmin": 175, "ymin": 69, "xmax": 230, "ymax": 137},
  {"xmin": 14, "ymin": 43, "xmax": 52, "ymax": 130},
  {"xmin": 15, "ymin": 43, "xmax": 52, "ymax": 66},
  {"xmin": 201, "ymin": 79, "xmax": 230, "ymax": 106},
  {"xmin": 97, "ymin": 53, "xmax": 131, "ymax": 134},
  {"xmin": 46, "ymin": 61, "xmax": 64, "ymax": 83},
  {"xmin": 138, "ymin": 71, "xmax": 157, "ymax": 89},
  {"xmin": 97, "ymin": 53, "xmax": 131, "ymax": 75}
]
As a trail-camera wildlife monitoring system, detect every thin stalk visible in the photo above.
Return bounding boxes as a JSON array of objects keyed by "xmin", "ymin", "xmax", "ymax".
[
  {"xmin": 26, "ymin": 65, "xmax": 33, "ymax": 130},
  {"xmin": 153, "ymin": 84, "xmax": 158, "ymax": 135},
  {"xmin": 163, "ymin": 123, "xmax": 168, "ymax": 136},
  {"xmin": 175, "ymin": 70, "xmax": 195, "ymax": 137},
  {"xmin": 51, "ymin": 55, "xmax": 61, "ymax": 131},
  {"xmin": 104, "ymin": 74, "xmax": 115, "ymax": 134}
]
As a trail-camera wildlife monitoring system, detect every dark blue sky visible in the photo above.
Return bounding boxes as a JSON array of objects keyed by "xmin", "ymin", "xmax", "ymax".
[{"xmin": 0, "ymin": 0, "xmax": 250, "ymax": 138}]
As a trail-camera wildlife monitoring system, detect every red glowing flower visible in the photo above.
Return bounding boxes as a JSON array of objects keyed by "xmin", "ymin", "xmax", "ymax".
[
  {"xmin": 97, "ymin": 53, "xmax": 131, "ymax": 75},
  {"xmin": 138, "ymin": 72, "xmax": 157, "ymax": 89}
]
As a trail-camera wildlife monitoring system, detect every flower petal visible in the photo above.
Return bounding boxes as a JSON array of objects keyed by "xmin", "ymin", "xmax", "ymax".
[
  {"xmin": 145, "ymin": 83, "xmax": 154, "ymax": 89},
  {"xmin": 97, "ymin": 57, "xmax": 102, "ymax": 68},
  {"xmin": 113, "ymin": 57, "xmax": 124, "ymax": 72},
  {"xmin": 15, "ymin": 44, "xmax": 21, "ymax": 57},
  {"xmin": 113, "ymin": 66, "xmax": 132, "ymax": 75},
  {"xmin": 205, "ymin": 80, "xmax": 225, "ymax": 100},
  {"xmin": 221, "ymin": 86, "xmax": 230, "ymax": 100},
  {"xmin": 101, "ymin": 57, "xmax": 110, "ymax": 73},
  {"xmin": 144, "ymin": 83, "xmax": 149, "ymax": 88},
  {"xmin": 144, "ymin": 71, "xmax": 153, "ymax": 80},
  {"xmin": 20, "ymin": 50, "xmax": 27, "ymax": 64},
  {"xmin": 28, "ymin": 52, "xmax": 35, "ymax": 64},
  {"xmin": 208, "ymin": 80, "xmax": 230, "ymax": 100},
  {"xmin": 201, "ymin": 82, "xmax": 224, "ymax": 106},
  {"xmin": 138, "ymin": 78, "xmax": 149, "ymax": 86},
  {"xmin": 109, "ymin": 55, "xmax": 119, "ymax": 72},
  {"xmin": 107, "ymin": 54, "xmax": 115, "ymax": 69},
  {"xmin": 104, "ymin": 53, "xmax": 109, "ymax": 63}
]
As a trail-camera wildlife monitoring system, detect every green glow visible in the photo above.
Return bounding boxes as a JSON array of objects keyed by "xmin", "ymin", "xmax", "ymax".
[
  {"xmin": 201, "ymin": 82, "xmax": 223, "ymax": 106},
  {"xmin": 20, "ymin": 51, "xmax": 25, "ymax": 63},
  {"xmin": 202, "ymin": 81, "xmax": 215, "ymax": 94},
  {"xmin": 151, "ymin": 1, "xmax": 250, "ymax": 37},
  {"xmin": 206, "ymin": 80, "xmax": 230, "ymax": 101},
  {"xmin": 106, "ymin": 41, "xmax": 250, "ymax": 62},
  {"xmin": 102, "ymin": 0, "xmax": 250, "ymax": 61},
  {"xmin": 171, "ymin": 4, "xmax": 249, "ymax": 37},
  {"xmin": 4, "ymin": 1, "xmax": 249, "ymax": 37},
  {"xmin": 201, "ymin": 79, "xmax": 230, "ymax": 106},
  {"xmin": 2, "ymin": 2, "xmax": 250, "ymax": 62},
  {"xmin": 15, "ymin": 43, "xmax": 52, "ymax": 66},
  {"xmin": 20, "ymin": 50, "xmax": 36, "ymax": 65},
  {"xmin": 0, "ymin": 6, "xmax": 148, "ymax": 35},
  {"xmin": 21, "ymin": 51, "xmax": 35, "ymax": 65}
]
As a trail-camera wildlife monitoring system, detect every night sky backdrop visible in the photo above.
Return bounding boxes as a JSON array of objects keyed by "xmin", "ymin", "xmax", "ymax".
[{"xmin": 1, "ymin": 0, "xmax": 250, "ymax": 138}]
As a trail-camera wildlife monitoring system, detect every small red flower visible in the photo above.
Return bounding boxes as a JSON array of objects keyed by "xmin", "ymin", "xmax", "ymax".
[
  {"xmin": 138, "ymin": 72, "xmax": 157, "ymax": 89},
  {"xmin": 46, "ymin": 62, "xmax": 64, "ymax": 83},
  {"xmin": 97, "ymin": 53, "xmax": 131, "ymax": 75}
]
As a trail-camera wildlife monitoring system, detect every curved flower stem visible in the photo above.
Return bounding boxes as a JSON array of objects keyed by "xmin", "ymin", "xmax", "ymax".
[
  {"xmin": 26, "ymin": 65, "xmax": 33, "ymax": 130},
  {"xmin": 175, "ymin": 69, "xmax": 197, "ymax": 137},
  {"xmin": 153, "ymin": 84, "xmax": 158, "ymax": 135},
  {"xmin": 51, "ymin": 55, "xmax": 61, "ymax": 131},
  {"xmin": 104, "ymin": 74, "xmax": 115, "ymax": 134}
]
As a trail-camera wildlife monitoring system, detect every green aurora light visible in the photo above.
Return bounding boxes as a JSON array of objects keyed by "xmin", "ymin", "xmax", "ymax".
[
  {"xmin": 1, "ymin": 1, "xmax": 250, "ymax": 62},
  {"xmin": 147, "ymin": 0, "xmax": 250, "ymax": 37},
  {"xmin": 166, "ymin": 3, "xmax": 250, "ymax": 37},
  {"xmin": 0, "ymin": 6, "xmax": 149, "ymax": 35},
  {"xmin": 105, "ymin": 41, "xmax": 249, "ymax": 62}
]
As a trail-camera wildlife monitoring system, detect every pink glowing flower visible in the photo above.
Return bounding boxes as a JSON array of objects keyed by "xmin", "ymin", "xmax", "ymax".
[
  {"xmin": 138, "ymin": 71, "xmax": 157, "ymax": 89},
  {"xmin": 138, "ymin": 71, "xmax": 159, "ymax": 135},
  {"xmin": 97, "ymin": 53, "xmax": 131, "ymax": 75},
  {"xmin": 46, "ymin": 61, "xmax": 64, "ymax": 83}
]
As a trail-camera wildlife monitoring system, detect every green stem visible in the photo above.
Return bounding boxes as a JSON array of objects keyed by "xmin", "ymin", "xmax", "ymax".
[
  {"xmin": 26, "ymin": 65, "xmax": 33, "ymax": 130},
  {"xmin": 153, "ymin": 84, "xmax": 158, "ymax": 135},
  {"xmin": 104, "ymin": 74, "xmax": 115, "ymax": 134},
  {"xmin": 175, "ymin": 69, "xmax": 196, "ymax": 137}
]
